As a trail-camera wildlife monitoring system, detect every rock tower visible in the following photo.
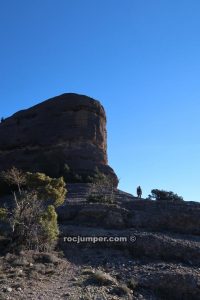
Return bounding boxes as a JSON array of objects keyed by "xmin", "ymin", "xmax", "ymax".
[{"xmin": 0, "ymin": 93, "xmax": 118, "ymax": 186}]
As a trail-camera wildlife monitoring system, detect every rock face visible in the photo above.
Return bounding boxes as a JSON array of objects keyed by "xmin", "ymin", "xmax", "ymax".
[
  {"xmin": 58, "ymin": 184, "xmax": 200, "ymax": 235},
  {"xmin": 0, "ymin": 93, "xmax": 118, "ymax": 185},
  {"xmin": 57, "ymin": 186, "xmax": 200, "ymax": 299}
]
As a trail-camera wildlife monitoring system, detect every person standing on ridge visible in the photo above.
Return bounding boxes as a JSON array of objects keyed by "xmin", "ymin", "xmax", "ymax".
[{"xmin": 137, "ymin": 186, "xmax": 142, "ymax": 198}]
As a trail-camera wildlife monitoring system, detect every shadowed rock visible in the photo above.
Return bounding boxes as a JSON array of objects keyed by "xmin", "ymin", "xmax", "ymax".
[{"xmin": 0, "ymin": 93, "xmax": 118, "ymax": 185}]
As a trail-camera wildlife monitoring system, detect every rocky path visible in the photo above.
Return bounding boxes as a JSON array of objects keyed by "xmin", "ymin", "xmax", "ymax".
[{"xmin": 2, "ymin": 246, "xmax": 199, "ymax": 300}]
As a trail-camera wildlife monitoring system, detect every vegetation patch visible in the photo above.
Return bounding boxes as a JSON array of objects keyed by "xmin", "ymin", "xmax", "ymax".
[{"xmin": 0, "ymin": 167, "xmax": 67, "ymax": 251}]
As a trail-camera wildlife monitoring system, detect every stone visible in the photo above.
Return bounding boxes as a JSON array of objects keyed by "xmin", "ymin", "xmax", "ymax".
[
  {"xmin": 4, "ymin": 287, "xmax": 12, "ymax": 292},
  {"xmin": 62, "ymin": 293, "xmax": 70, "ymax": 297},
  {"xmin": 0, "ymin": 93, "xmax": 118, "ymax": 186},
  {"xmin": 58, "ymin": 183, "xmax": 200, "ymax": 235}
]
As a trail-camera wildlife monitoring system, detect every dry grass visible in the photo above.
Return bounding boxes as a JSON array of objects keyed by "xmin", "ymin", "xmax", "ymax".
[
  {"xmin": 91, "ymin": 270, "xmax": 117, "ymax": 285},
  {"xmin": 33, "ymin": 252, "xmax": 59, "ymax": 264},
  {"xmin": 81, "ymin": 268, "xmax": 95, "ymax": 275}
]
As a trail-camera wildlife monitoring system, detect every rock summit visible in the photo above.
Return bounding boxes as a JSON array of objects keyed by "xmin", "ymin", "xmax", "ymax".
[{"xmin": 0, "ymin": 93, "xmax": 118, "ymax": 185}]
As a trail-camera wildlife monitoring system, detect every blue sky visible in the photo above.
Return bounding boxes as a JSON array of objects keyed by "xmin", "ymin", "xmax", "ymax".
[{"xmin": 0, "ymin": 0, "xmax": 200, "ymax": 201}]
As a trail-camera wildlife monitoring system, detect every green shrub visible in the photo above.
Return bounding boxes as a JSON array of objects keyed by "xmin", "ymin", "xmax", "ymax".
[
  {"xmin": 148, "ymin": 189, "xmax": 184, "ymax": 202},
  {"xmin": 0, "ymin": 208, "xmax": 7, "ymax": 221},
  {"xmin": 26, "ymin": 172, "xmax": 66, "ymax": 207},
  {"xmin": 87, "ymin": 194, "xmax": 114, "ymax": 204},
  {"xmin": 40, "ymin": 205, "xmax": 59, "ymax": 245},
  {"xmin": 62, "ymin": 164, "xmax": 83, "ymax": 183},
  {"xmin": 0, "ymin": 167, "xmax": 67, "ymax": 251},
  {"xmin": 62, "ymin": 164, "xmax": 111, "ymax": 184},
  {"xmin": 87, "ymin": 168, "xmax": 115, "ymax": 204}
]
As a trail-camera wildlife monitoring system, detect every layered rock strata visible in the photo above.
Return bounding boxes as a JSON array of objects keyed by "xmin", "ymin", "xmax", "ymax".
[{"xmin": 0, "ymin": 93, "xmax": 118, "ymax": 185}]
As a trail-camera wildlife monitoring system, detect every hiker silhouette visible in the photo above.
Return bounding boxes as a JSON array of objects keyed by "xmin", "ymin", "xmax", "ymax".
[{"xmin": 137, "ymin": 186, "xmax": 142, "ymax": 198}]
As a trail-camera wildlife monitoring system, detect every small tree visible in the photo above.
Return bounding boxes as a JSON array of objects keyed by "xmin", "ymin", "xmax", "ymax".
[
  {"xmin": 148, "ymin": 189, "xmax": 184, "ymax": 202},
  {"xmin": 9, "ymin": 191, "xmax": 44, "ymax": 249},
  {"xmin": 87, "ymin": 169, "xmax": 116, "ymax": 204},
  {"xmin": 0, "ymin": 168, "xmax": 67, "ymax": 251},
  {"xmin": 1, "ymin": 166, "xmax": 26, "ymax": 194}
]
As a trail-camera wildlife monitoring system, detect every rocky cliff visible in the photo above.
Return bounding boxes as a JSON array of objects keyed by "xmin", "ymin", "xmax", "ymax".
[{"xmin": 0, "ymin": 93, "xmax": 118, "ymax": 185}]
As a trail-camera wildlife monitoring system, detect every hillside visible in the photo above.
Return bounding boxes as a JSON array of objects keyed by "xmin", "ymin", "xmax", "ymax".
[{"xmin": 0, "ymin": 94, "xmax": 199, "ymax": 299}]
